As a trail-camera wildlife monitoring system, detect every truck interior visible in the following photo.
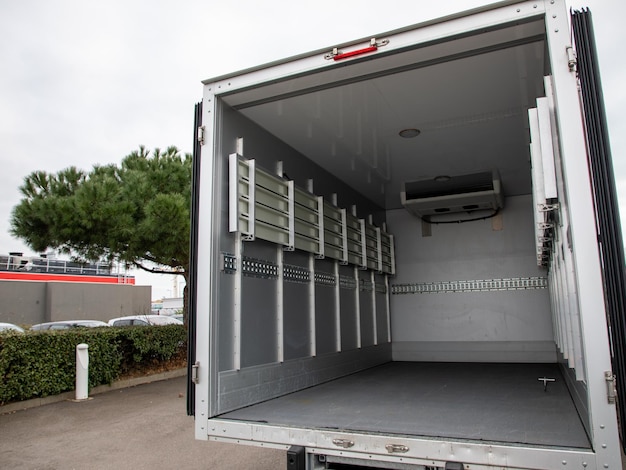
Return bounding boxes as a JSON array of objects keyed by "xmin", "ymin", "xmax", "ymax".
[{"xmin": 206, "ymin": 12, "xmax": 594, "ymax": 450}]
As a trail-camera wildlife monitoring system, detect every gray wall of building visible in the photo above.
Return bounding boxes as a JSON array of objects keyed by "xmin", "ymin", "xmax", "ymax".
[
  {"xmin": 0, "ymin": 281, "xmax": 151, "ymax": 326},
  {"xmin": 0, "ymin": 282, "xmax": 47, "ymax": 325}
]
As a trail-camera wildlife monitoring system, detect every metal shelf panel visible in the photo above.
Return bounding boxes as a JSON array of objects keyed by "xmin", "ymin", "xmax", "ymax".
[
  {"xmin": 255, "ymin": 169, "xmax": 289, "ymax": 197},
  {"xmin": 254, "ymin": 221, "xmax": 291, "ymax": 246},
  {"xmin": 294, "ymin": 187, "xmax": 319, "ymax": 210},
  {"xmin": 323, "ymin": 231, "xmax": 344, "ymax": 249},
  {"xmin": 294, "ymin": 204, "xmax": 319, "ymax": 225},
  {"xmin": 229, "ymin": 153, "xmax": 395, "ymax": 272},
  {"xmin": 255, "ymin": 203, "xmax": 290, "ymax": 231}
]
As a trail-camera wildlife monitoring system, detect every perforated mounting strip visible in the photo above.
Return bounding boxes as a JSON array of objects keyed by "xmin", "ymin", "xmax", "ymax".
[{"xmin": 392, "ymin": 277, "xmax": 547, "ymax": 294}]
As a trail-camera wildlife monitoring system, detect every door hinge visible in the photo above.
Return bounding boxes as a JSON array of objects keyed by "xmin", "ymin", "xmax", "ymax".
[
  {"xmin": 566, "ymin": 46, "xmax": 577, "ymax": 72},
  {"xmin": 197, "ymin": 126, "xmax": 205, "ymax": 145},
  {"xmin": 191, "ymin": 361, "xmax": 200, "ymax": 385},
  {"xmin": 605, "ymin": 371, "xmax": 616, "ymax": 404}
]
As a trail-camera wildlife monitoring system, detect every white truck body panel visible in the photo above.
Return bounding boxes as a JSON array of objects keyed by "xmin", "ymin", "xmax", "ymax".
[{"xmin": 190, "ymin": 1, "xmax": 624, "ymax": 468}]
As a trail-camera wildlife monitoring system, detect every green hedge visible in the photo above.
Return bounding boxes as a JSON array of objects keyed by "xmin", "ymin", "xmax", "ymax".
[{"xmin": 0, "ymin": 325, "xmax": 186, "ymax": 405}]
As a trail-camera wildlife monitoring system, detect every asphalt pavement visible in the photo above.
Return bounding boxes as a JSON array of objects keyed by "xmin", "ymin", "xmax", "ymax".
[{"xmin": 0, "ymin": 376, "xmax": 284, "ymax": 469}]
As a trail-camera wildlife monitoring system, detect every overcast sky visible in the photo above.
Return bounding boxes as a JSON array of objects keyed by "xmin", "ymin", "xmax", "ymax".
[{"xmin": 1, "ymin": 0, "xmax": 624, "ymax": 300}]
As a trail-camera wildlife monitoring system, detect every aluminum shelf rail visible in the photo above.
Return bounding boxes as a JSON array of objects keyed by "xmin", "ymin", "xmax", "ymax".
[{"xmin": 229, "ymin": 153, "xmax": 395, "ymax": 275}]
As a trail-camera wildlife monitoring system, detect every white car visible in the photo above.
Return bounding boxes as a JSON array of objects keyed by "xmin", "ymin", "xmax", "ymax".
[
  {"xmin": 0, "ymin": 322, "xmax": 25, "ymax": 333},
  {"xmin": 30, "ymin": 320, "xmax": 109, "ymax": 331},
  {"xmin": 107, "ymin": 315, "xmax": 183, "ymax": 327}
]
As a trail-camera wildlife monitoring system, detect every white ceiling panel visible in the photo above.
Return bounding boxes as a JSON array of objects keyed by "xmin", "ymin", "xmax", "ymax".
[{"xmin": 236, "ymin": 18, "xmax": 548, "ymax": 209}]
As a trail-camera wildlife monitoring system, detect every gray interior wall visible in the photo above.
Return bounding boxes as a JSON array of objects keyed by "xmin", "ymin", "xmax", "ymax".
[
  {"xmin": 240, "ymin": 241, "xmax": 280, "ymax": 368},
  {"xmin": 375, "ymin": 273, "xmax": 389, "ymax": 344},
  {"xmin": 388, "ymin": 195, "xmax": 556, "ymax": 362},
  {"xmin": 219, "ymin": 104, "xmax": 386, "ymax": 224},
  {"xmin": 283, "ymin": 250, "xmax": 312, "ymax": 361},
  {"xmin": 358, "ymin": 270, "xmax": 375, "ymax": 348},
  {"xmin": 0, "ymin": 281, "xmax": 151, "ymax": 325},
  {"xmin": 216, "ymin": 103, "xmax": 391, "ymax": 373},
  {"xmin": 339, "ymin": 264, "xmax": 359, "ymax": 351},
  {"xmin": 559, "ymin": 353, "xmax": 590, "ymax": 436},
  {"xmin": 314, "ymin": 257, "xmax": 338, "ymax": 355}
]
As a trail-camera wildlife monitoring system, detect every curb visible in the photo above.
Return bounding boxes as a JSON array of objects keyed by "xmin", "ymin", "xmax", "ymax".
[{"xmin": 0, "ymin": 368, "xmax": 187, "ymax": 414}]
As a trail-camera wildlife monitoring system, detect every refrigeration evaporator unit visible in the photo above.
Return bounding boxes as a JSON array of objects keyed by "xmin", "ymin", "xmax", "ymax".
[{"xmin": 401, "ymin": 170, "xmax": 503, "ymax": 218}]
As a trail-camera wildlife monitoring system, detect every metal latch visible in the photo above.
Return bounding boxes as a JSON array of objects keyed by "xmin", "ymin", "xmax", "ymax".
[
  {"xmin": 332, "ymin": 438, "xmax": 354, "ymax": 448},
  {"xmin": 325, "ymin": 38, "xmax": 389, "ymax": 61},
  {"xmin": 539, "ymin": 203, "xmax": 560, "ymax": 212},
  {"xmin": 197, "ymin": 126, "xmax": 205, "ymax": 145},
  {"xmin": 191, "ymin": 361, "xmax": 200, "ymax": 385},
  {"xmin": 385, "ymin": 444, "xmax": 409, "ymax": 454},
  {"xmin": 566, "ymin": 46, "xmax": 577, "ymax": 72},
  {"xmin": 605, "ymin": 371, "xmax": 616, "ymax": 404}
]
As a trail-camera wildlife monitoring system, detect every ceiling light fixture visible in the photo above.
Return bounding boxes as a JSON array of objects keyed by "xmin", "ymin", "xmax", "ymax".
[
  {"xmin": 434, "ymin": 175, "xmax": 451, "ymax": 182},
  {"xmin": 399, "ymin": 128, "xmax": 421, "ymax": 138}
]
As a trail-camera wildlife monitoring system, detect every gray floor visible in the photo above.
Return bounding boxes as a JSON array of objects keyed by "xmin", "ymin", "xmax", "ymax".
[{"xmin": 220, "ymin": 362, "xmax": 591, "ymax": 449}]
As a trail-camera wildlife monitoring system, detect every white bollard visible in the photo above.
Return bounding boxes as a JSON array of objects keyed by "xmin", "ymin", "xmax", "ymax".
[{"xmin": 75, "ymin": 343, "xmax": 89, "ymax": 400}]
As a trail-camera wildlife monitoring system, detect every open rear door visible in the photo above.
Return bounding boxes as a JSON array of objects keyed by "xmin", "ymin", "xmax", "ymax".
[
  {"xmin": 187, "ymin": 101, "xmax": 202, "ymax": 416},
  {"xmin": 572, "ymin": 8, "xmax": 626, "ymax": 450}
]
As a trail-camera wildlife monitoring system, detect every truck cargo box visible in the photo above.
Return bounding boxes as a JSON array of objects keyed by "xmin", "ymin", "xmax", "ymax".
[{"xmin": 188, "ymin": 1, "xmax": 626, "ymax": 468}]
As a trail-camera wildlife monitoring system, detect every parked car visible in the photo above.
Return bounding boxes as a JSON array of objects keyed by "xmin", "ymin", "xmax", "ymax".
[
  {"xmin": 30, "ymin": 320, "xmax": 109, "ymax": 331},
  {"xmin": 167, "ymin": 314, "xmax": 183, "ymax": 323},
  {"xmin": 107, "ymin": 315, "xmax": 183, "ymax": 327},
  {"xmin": 0, "ymin": 322, "xmax": 25, "ymax": 333}
]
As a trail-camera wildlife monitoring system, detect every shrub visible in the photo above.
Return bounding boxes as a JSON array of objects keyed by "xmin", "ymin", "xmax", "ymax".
[
  {"xmin": 0, "ymin": 325, "xmax": 186, "ymax": 405},
  {"xmin": 113, "ymin": 324, "xmax": 187, "ymax": 374}
]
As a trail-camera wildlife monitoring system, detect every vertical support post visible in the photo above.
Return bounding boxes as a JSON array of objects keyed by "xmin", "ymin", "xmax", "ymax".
[
  {"xmin": 309, "ymin": 254, "xmax": 316, "ymax": 357},
  {"xmin": 233, "ymin": 232, "xmax": 242, "ymax": 370},
  {"xmin": 75, "ymin": 343, "xmax": 89, "ymax": 400},
  {"xmin": 354, "ymin": 265, "xmax": 362, "ymax": 349},
  {"xmin": 276, "ymin": 245, "xmax": 284, "ymax": 363},
  {"xmin": 384, "ymin": 275, "xmax": 392, "ymax": 343},
  {"xmin": 331, "ymin": 193, "xmax": 342, "ymax": 353},
  {"xmin": 276, "ymin": 161, "xmax": 285, "ymax": 363},
  {"xmin": 371, "ymin": 270, "xmax": 378, "ymax": 346},
  {"xmin": 307, "ymin": 179, "xmax": 317, "ymax": 357},
  {"xmin": 351, "ymin": 206, "xmax": 362, "ymax": 348},
  {"xmin": 334, "ymin": 260, "xmax": 341, "ymax": 352}
]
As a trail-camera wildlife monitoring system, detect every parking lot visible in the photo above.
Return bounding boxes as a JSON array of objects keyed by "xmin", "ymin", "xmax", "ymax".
[{"xmin": 0, "ymin": 375, "xmax": 284, "ymax": 469}]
